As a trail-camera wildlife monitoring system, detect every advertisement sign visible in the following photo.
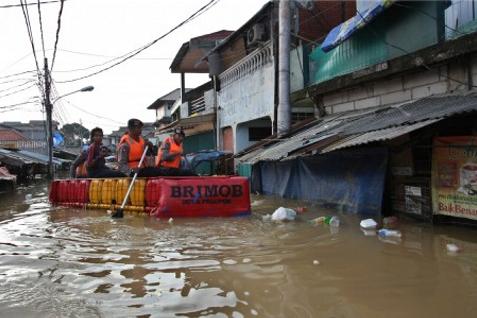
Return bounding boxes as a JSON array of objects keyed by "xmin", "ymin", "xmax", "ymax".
[{"xmin": 432, "ymin": 136, "xmax": 477, "ymax": 220}]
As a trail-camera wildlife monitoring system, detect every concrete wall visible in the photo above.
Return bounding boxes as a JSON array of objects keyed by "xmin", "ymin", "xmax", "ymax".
[
  {"xmin": 322, "ymin": 55, "xmax": 477, "ymax": 114},
  {"xmin": 235, "ymin": 117, "xmax": 272, "ymax": 152},
  {"xmin": 218, "ymin": 64, "xmax": 275, "ymax": 129},
  {"xmin": 290, "ymin": 45, "xmax": 304, "ymax": 93}
]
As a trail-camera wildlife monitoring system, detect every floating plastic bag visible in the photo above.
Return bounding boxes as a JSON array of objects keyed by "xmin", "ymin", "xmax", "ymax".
[{"xmin": 271, "ymin": 207, "xmax": 297, "ymax": 221}]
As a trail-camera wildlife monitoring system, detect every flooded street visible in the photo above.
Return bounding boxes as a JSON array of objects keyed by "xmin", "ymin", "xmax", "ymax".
[{"xmin": 0, "ymin": 182, "xmax": 476, "ymax": 318}]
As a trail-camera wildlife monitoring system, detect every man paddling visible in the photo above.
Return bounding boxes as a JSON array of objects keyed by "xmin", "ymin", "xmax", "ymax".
[{"xmin": 117, "ymin": 118, "xmax": 157, "ymax": 177}]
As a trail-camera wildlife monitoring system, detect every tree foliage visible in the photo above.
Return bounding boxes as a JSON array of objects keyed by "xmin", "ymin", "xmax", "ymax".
[{"xmin": 60, "ymin": 123, "xmax": 90, "ymax": 146}]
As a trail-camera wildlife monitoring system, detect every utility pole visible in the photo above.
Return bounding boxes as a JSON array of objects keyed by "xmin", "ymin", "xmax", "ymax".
[
  {"xmin": 44, "ymin": 57, "xmax": 54, "ymax": 179},
  {"xmin": 277, "ymin": 0, "xmax": 292, "ymax": 136}
]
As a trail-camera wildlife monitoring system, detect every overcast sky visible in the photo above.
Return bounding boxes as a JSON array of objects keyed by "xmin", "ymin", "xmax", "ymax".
[{"xmin": 0, "ymin": 0, "xmax": 269, "ymax": 133}]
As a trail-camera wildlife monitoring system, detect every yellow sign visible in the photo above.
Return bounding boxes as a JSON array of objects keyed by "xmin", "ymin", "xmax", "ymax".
[{"xmin": 432, "ymin": 136, "xmax": 477, "ymax": 220}]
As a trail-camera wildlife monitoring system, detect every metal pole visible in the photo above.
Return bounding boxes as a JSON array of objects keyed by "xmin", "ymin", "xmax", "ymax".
[
  {"xmin": 277, "ymin": 0, "xmax": 292, "ymax": 136},
  {"xmin": 213, "ymin": 76, "xmax": 221, "ymax": 150},
  {"xmin": 44, "ymin": 58, "xmax": 54, "ymax": 179}
]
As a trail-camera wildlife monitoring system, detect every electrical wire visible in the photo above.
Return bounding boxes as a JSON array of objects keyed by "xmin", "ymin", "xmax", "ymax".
[
  {"xmin": 0, "ymin": 70, "xmax": 35, "ymax": 80},
  {"xmin": 0, "ymin": 83, "xmax": 37, "ymax": 99},
  {"xmin": 19, "ymin": 0, "xmax": 45, "ymax": 100},
  {"xmin": 57, "ymin": 49, "xmax": 172, "ymax": 61},
  {"xmin": 0, "ymin": 76, "xmax": 35, "ymax": 86},
  {"xmin": 19, "ymin": 0, "xmax": 41, "ymax": 75},
  {"xmin": 0, "ymin": 99, "xmax": 38, "ymax": 110},
  {"xmin": 50, "ymin": 0, "xmax": 65, "ymax": 72},
  {"xmin": 393, "ymin": 2, "xmax": 467, "ymax": 37},
  {"xmin": 355, "ymin": 8, "xmax": 477, "ymax": 89},
  {"xmin": 0, "ymin": 0, "xmax": 64, "ymax": 9},
  {"xmin": 62, "ymin": 99, "xmax": 124, "ymax": 125},
  {"xmin": 37, "ymin": 0, "xmax": 46, "ymax": 60},
  {"xmin": 55, "ymin": 0, "xmax": 220, "ymax": 83}
]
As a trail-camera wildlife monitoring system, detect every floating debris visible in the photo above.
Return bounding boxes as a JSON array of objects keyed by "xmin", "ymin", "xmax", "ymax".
[
  {"xmin": 271, "ymin": 207, "xmax": 296, "ymax": 221},
  {"xmin": 360, "ymin": 218, "xmax": 378, "ymax": 230}
]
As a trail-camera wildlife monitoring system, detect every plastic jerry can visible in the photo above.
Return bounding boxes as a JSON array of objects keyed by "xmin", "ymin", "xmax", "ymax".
[
  {"xmin": 130, "ymin": 179, "xmax": 146, "ymax": 207},
  {"xmin": 115, "ymin": 178, "xmax": 130, "ymax": 205},
  {"xmin": 89, "ymin": 179, "xmax": 103, "ymax": 204},
  {"xmin": 101, "ymin": 178, "xmax": 117, "ymax": 205}
]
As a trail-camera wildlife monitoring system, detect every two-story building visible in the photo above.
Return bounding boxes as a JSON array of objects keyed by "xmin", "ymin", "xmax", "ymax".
[
  {"xmin": 235, "ymin": 0, "xmax": 477, "ymax": 224},
  {"xmin": 202, "ymin": 1, "xmax": 355, "ymax": 153}
]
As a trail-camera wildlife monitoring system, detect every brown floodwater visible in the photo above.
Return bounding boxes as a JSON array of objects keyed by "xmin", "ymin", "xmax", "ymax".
[{"xmin": 0, "ymin": 182, "xmax": 476, "ymax": 318}]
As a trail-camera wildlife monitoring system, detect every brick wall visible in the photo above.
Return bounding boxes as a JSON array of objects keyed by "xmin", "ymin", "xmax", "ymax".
[{"xmin": 321, "ymin": 53, "xmax": 477, "ymax": 114}]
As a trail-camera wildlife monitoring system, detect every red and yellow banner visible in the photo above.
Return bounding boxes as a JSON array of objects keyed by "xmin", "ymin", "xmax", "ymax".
[{"xmin": 432, "ymin": 136, "xmax": 477, "ymax": 220}]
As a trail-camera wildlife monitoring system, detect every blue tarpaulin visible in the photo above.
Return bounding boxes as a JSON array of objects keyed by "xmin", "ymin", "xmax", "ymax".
[
  {"xmin": 254, "ymin": 148, "xmax": 388, "ymax": 215},
  {"xmin": 321, "ymin": 0, "xmax": 395, "ymax": 52},
  {"xmin": 53, "ymin": 131, "xmax": 64, "ymax": 148}
]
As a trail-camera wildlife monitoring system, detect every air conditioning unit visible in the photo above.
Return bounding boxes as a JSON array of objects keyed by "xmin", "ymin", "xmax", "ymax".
[{"xmin": 247, "ymin": 23, "xmax": 266, "ymax": 46}]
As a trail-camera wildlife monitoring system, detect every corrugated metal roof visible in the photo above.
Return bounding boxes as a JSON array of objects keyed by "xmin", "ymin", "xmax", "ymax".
[
  {"xmin": 236, "ymin": 93, "xmax": 477, "ymax": 163},
  {"xmin": 321, "ymin": 118, "xmax": 441, "ymax": 153}
]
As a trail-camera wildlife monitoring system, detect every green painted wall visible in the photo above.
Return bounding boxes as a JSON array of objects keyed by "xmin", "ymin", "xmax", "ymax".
[
  {"xmin": 183, "ymin": 131, "xmax": 215, "ymax": 154},
  {"xmin": 237, "ymin": 163, "xmax": 253, "ymax": 178},
  {"xmin": 183, "ymin": 131, "xmax": 215, "ymax": 175},
  {"xmin": 309, "ymin": 1, "xmax": 444, "ymax": 85}
]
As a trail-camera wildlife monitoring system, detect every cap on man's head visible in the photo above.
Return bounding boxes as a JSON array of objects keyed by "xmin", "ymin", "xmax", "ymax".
[
  {"xmin": 173, "ymin": 127, "xmax": 185, "ymax": 137},
  {"xmin": 128, "ymin": 118, "xmax": 144, "ymax": 129}
]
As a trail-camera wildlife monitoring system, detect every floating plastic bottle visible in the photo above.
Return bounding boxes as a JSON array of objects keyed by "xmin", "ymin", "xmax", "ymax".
[
  {"xmin": 329, "ymin": 216, "xmax": 340, "ymax": 227},
  {"xmin": 378, "ymin": 229, "xmax": 402, "ymax": 238},
  {"xmin": 310, "ymin": 216, "xmax": 326, "ymax": 225}
]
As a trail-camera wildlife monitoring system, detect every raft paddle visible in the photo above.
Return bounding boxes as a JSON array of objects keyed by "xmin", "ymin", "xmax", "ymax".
[{"xmin": 112, "ymin": 145, "xmax": 149, "ymax": 218}]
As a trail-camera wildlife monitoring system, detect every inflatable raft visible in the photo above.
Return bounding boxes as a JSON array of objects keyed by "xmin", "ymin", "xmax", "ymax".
[{"xmin": 49, "ymin": 176, "xmax": 251, "ymax": 217}]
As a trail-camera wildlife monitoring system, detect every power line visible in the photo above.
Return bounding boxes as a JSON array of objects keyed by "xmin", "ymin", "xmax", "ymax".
[
  {"xmin": 50, "ymin": 0, "xmax": 65, "ymax": 72},
  {"xmin": 37, "ymin": 0, "xmax": 47, "ymax": 60},
  {"xmin": 0, "ymin": 70, "xmax": 35, "ymax": 80},
  {"xmin": 0, "ymin": 80, "xmax": 34, "ymax": 94},
  {"xmin": 0, "ymin": 83, "xmax": 36, "ymax": 99},
  {"xmin": 0, "ymin": 76, "xmax": 35, "ymax": 86},
  {"xmin": 58, "ymin": 49, "xmax": 173, "ymax": 61},
  {"xmin": 355, "ymin": 9, "xmax": 477, "ymax": 89},
  {"xmin": 19, "ymin": 0, "xmax": 45, "ymax": 99},
  {"xmin": 63, "ymin": 99, "xmax": 124, "ymax": 125},
  {"xmin": 0, "ymin": 99, "xmax": 39, "ymax": 110},
  {"xmin": 0, "ymin": 0, "xmax": 65, "ymax": 9},
  {"xmin": 55, "ymin": 0, "xmax": 220, "ymax": 83}
]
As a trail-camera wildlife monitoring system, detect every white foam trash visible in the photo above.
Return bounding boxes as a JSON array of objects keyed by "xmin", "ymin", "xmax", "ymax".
[
  {"xmin": 271, "ymin": 207, "xmax": 297, "ymax": 221},
  {"xmin": 446, "ymin": 243, "xmax": 460, "ymax": 254},
  {"xmin": 360, "ymin": 218, "xmax": 378, "ymax": 230}
]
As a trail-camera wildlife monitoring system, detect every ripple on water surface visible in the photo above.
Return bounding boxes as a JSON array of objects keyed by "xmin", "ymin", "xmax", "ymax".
[{"xmin": 1, "ymin": 186, "xmax": 477, "ymax": 317}]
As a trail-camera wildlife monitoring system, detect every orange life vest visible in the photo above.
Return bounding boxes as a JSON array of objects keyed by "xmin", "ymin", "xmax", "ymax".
[
  {"xmin": 156, "ymin": 136, "xmax": 183, "ymax": 169},
  {"xmin": 120, "ymin": 135, "xmax": 145, "ymax": 168},
  {"xmin": 75, "ymin": 162, "xmax": 88, "ymax": 178}
]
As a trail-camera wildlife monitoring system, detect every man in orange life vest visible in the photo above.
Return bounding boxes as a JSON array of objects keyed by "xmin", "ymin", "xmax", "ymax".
[
  {"xmin": 156, "ymin": 128, "xmax": 194, "ymax": 176},
  {"xmin": 118, "ymin": 119, "xmax": 155, "ymax": 177}
]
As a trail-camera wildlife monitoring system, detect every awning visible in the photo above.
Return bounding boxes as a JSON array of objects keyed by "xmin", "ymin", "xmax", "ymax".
[
  {"xmin": 236, "ymin": 93, "xmax": 477, "ymax": 164},
  {"xmin": 321, "ymin": 118, "xmax": 441, "ymax": 153},
  {"xmin": 321, "ymin": 0, "xmax": 395, "ymax": 52}
]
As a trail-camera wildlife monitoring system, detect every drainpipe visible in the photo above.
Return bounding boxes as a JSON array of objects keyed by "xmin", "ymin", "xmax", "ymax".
[
  {"xmin": 213, "ymin": 76, "xmax": 221, "ymax": 150},
  {"xmin": 180, "ymin": 72, "xmax": 186, "ymax": 103},
  {"xmin": 277, "ymin": 0, "xmax": 291, "ymax": 136}
]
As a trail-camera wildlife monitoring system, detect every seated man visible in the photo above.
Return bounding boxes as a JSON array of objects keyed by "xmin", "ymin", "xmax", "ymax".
[
  {"xmin": 156, "ymin": 128, "xmax": 195, "ymax": 176},
  {"xmin": 69, "ymin": 143, "xmax": 89, "ymax": 178},
  {"xmin": 86, "ymin": 127, "xmax": 125, "ymax": 178},
  {"xmin": 117, "ymin": 119, "xmax": 158, "ymax": 177}
]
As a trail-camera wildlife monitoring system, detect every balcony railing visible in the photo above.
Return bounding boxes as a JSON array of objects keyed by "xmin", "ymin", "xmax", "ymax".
[
  {"xmin": 218, "ymin": 42, "xmax": 273, "ymax": 88},
  {"xmin": 189, "ymin": 95, "xmax": 206, "ymax": 115}
]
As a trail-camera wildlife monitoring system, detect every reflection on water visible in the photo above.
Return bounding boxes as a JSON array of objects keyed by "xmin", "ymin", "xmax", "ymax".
[{"xmin": 0, "ymin": 183, "xmax": 476, "ymax": 317}]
